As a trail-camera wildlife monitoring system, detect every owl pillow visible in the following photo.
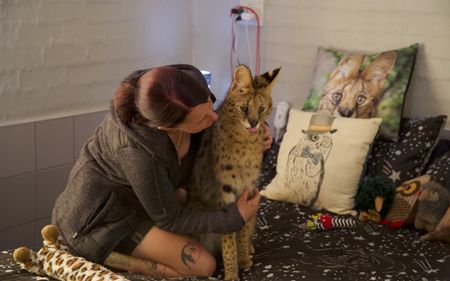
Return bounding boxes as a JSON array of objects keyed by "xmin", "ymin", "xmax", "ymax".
[
  {"xmin": 380, "ymin": 174, "xmax": 432, "ymax": 228},
  {"xmin": 261, "ymin": 109, "xmax": 382, "ymax": 215}
]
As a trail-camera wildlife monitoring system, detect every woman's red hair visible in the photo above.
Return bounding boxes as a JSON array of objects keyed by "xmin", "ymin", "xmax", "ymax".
[{"xmin": 113, "ymin": 65, "xmax": 212, "ymax": 127}]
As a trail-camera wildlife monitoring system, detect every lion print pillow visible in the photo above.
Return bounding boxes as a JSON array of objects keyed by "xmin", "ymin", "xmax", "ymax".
[{"xmin": 302, "ymin": 43, "xmax": 418, "ymax": 141}]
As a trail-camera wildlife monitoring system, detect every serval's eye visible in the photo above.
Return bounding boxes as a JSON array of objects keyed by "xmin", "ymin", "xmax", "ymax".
[
  {"xmin": 240, "ymin": 106, "xmax": 249, "ymax": 113},
  {"xmin": 259, "ymin": 107, "xmax": 265, "ymax": 113},
  {"xmin": 331, "ymin": 92, "xmax": 342, "ymax": 102},
  {"xmin": 356, "ymin": 95, "xmax": 366, "ymax": 105}
]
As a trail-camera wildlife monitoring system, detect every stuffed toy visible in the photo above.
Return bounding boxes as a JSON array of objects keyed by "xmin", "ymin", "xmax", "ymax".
[
  {"xmin": 355, "ymin": 176, "xmax": 395, "ymax": 223},
  {"xmin": 13, "ymin": 224, "xmax": 129, "ymax": 281},
  {"xmin": 303, "ymin": 213, "xmax": 358, "ymax": 231},
  {"xmin": 380, "ymin": 174, "xmax": 431, "ymax": 228},
  {"xmin": 421, "ymin": 206, "xmax": 450, "ymax": 242},
  {"xmin": 414, "ymin": 181, "xmax": 450, "ymax": 232}
]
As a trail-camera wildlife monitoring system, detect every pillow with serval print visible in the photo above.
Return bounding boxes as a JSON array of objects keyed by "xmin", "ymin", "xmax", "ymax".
[{"xmin": 302, "ymin": 44, "xmax": 418, "ymax": 141}]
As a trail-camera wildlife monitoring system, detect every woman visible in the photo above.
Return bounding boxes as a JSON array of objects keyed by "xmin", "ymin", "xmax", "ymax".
[{"xmin": 52, "ymin": 64, "xmax": 272, "ymax": 278}]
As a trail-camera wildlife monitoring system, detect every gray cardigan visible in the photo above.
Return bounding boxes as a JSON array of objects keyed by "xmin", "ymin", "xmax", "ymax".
[{"xmin": 52, "ymin": 105, "xmax": 244, "ymax": 263}]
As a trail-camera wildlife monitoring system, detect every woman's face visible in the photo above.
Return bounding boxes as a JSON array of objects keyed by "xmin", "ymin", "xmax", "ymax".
[{"xmin": 176, "ymin": 98, "xmax": 218, "ymax": 133}]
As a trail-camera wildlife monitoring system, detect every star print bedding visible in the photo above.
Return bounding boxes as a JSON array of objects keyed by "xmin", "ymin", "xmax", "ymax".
[
  {"xmin": 366, "ymin": 115, "xmax": 447, "ymax": 186},
  {"xmin": 1, "ymin": 117, "xmax": 449, "ymax": 281},
  {"xmin": 1, "ymin": 197, "xmax": 450, "ymax": 281}
]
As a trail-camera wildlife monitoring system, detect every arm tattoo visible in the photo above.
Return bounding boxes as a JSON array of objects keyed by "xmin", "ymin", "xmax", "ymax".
[
  {"xmin": 145, "ymin": 261, "xmax": 167, "ymax": 278},
  {"xmin": 145, "ymin": 260, "xmax": 158, "ymax": 272},
  {"xmin": 181, "ymin": 241, "xmax": 202, "ymax": 269}
]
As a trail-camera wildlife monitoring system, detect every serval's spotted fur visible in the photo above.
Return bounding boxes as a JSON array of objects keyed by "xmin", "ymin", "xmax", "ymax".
[{"xmin": 190, "ymin": 65, "xmax": 280, "ymax": 280}]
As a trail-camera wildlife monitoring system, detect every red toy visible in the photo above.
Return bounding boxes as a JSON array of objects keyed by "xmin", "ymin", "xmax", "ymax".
[{"xmin": 305, "ymin": 213, "xmax": 358, "ymax": 230}]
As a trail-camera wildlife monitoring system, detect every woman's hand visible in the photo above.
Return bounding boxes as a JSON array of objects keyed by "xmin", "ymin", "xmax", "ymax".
[
  {"xmin": 237, "ymin": 188, "xmax": 261, "ymax": 223},
  {"xmin": 175, "ymin": 187, "xmax": 188, "ymax": 205},
  {"xmin": 263, "ymin": 123, "xmax": 273, "ymax": 151}
]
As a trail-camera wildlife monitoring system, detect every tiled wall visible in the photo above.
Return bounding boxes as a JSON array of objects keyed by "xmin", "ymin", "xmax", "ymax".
[{"xmin": 0, "ymin": 110, "xmax": 107, "ymax": 250}]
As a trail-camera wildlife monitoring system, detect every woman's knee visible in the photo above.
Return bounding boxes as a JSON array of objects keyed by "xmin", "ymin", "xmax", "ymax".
[
  {"xmin": 195, "ymin": 251, "xmax": 217, "ymax": 277},
  {"xmin": 178, "ymin": 245, "xmax": 216, "ymax": 277}
]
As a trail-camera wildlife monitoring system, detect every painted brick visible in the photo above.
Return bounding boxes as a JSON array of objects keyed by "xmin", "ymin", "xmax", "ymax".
[
  {"xmin": 407, "ymin": 13, "xmax": 450, "ymax": 36},
  {"xmin": 87, "ymin": 39, "xmax": 136, "ymax": 62},
  {"xmin": 63, "ymin": 21, "xmax": 106, "ymax": 42},
  {"xmin": 38, "ymin": 0, "xmax": 83, "ymax": 23},
  {"xmin": 412, "ymin": 37, "xmax": 450, "ymax": 59},
  {"xmin": 44, "ymin": 81, "xmax": 116, "ymax": 112},
  {"xmin": 0, "ymin": 0, "xmax": 40, "ymax": 23},
  {"xmin": 0, "ymin": 23, "xmax": 18, "ymax": 47},
  {"xmin": 0, "ymin": 70, "xmax": 19, "ymax": 93},
  {"xmin": 19, "ymin": 67, "xmax": 65, "ymax": 91},
  {"xmin": 16, "ymin": 22, "xmax": 65, "ymax": 47},
  {"xmin": 248, "ymin": 0, "xmax": 450, "ymax": 132},
  {"xmin": 0, "ymin": 45, "xmax": 42, "ymax": 69},
  {"xmin": 43, "ymin": 42, "xmax": 86, "ymax": 66},
  {"xmin": 84, "ymin": 1, "xmax": 125, "ymax": 22}
]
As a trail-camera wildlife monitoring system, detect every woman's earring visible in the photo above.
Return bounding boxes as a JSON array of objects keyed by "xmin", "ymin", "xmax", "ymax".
[{"xmin": 157, "ymin": 126, "xmax": 162, "ymax": 130}]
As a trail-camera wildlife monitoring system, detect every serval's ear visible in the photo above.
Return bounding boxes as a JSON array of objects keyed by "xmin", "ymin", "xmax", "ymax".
[
  {"xmin": 362, "ymin": 51, "xmax": 397, "ymax": 91},
  {"xmin": 256, "ymin": 67, "xmax": 281, "ymax": 89},
  {"xmin": 329, "ymin": 54, "xmax": 364, "ymax": 81},
  {"xmin": 231, "ymin": 65, "xmax": 253, "ymax": 91}
]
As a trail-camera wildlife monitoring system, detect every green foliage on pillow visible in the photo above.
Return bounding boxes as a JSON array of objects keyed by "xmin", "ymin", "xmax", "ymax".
[{"xmin": 302, "ymin": 44, "xmax": 418, "ymax": 141}]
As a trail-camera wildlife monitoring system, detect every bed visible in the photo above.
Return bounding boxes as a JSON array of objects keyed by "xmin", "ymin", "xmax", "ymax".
[
  {"xmin": 1, "ymin": 194, "xmax": 450, "ymax": 281},
  {"xmin": 2, "ymin": 120, "xmax": 450, "ymax": 281}
]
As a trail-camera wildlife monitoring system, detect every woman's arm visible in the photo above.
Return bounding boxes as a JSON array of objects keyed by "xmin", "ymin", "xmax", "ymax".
[{"xmin": 117, "ymin": 147, "xmax": 244, "ymax": 234}]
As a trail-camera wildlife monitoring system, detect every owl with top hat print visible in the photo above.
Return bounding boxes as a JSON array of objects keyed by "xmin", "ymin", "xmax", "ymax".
[{"xmin": 285, "ymin": 113, "xmax": 337, "ymax": 208}]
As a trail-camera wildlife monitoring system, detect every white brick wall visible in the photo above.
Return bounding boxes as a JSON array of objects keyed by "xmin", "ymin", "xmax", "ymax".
[
  {"xmin": 278, "ymin": 0, "xmax": 450, "ymax": 131},
  {"xmin": 0, "ymin": 0, "xmax": 194, "ymax": 126},
  {"xmin": 1, "ymin": 0, "xmax": 449, "ymax": 131},
  {"xmin": 193, "ymin": 0, "xmax": 450, "ymax": 131}
]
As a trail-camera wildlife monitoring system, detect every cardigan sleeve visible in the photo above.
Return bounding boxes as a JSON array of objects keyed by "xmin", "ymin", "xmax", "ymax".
[{"xmin": 116, "ymin": 146, "xmax": 244, "ymax": 234}]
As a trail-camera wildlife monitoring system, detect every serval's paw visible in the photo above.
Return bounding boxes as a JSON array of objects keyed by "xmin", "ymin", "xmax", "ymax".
[
  {"xmin": 224, "ymin": 271, "xmax": 240, "ymax": 281},
  {"xmin": 238, "ymin": 255, "xmax": 253, "ymax": 269},
  {"xmin": 248, "ymin": 243, "xmax": 255, "ymax": 255}
]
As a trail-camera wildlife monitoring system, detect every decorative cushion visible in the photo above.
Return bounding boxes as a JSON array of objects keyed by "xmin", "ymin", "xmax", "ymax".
[
  {"xmin": 425, "ymin": 150, "xmax": 450, "ymax": 190},
  {"xmin": 261, "ymin": 109, "xmax": 382, "ymax": 215},
  {"xmin": 421, "ymin": 206, "xmax": 450, "ymax": 242},
  {"xmin": 414, "ymin": 180, "xmax": 450, "ymax": 233},
  {"xmin": 381, "ymin": 174, "xmax": 431, "ymax": 228},
  {"xmin": 302, "ymin": 43, "xmax": 418, "ymax": 141},
  {"xmin": 365, "ymin": 115, "xmax": 447, "ymax": 186}
]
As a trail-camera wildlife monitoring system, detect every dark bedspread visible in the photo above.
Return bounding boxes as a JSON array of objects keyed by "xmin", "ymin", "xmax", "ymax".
[{"xmin": 1, "ymin": 197, "xmax": 449, "ymax": 281}]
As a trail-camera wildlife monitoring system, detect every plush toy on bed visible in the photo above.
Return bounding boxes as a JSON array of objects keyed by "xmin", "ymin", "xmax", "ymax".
[
  {"xmin": 355, "ymin": 176, "xmax": 395, "ymax": 223},
  {"xmin": 380, "ymin": 174, "xmax": 431, "ymax": 228},
  {"xmin": 414, "ymin": 181, "xmax": 450, "ymax": 233},
  {"xmin": 421, "ymin": 206, "xmax": 450, "ymax": 242},
  {"xmin": 304, "ymin": 213, "xmax": 358, "ymax": 230},
  {"xmin": 13, "ymin": 224, "xmax": 129, "ymax": 281}
]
